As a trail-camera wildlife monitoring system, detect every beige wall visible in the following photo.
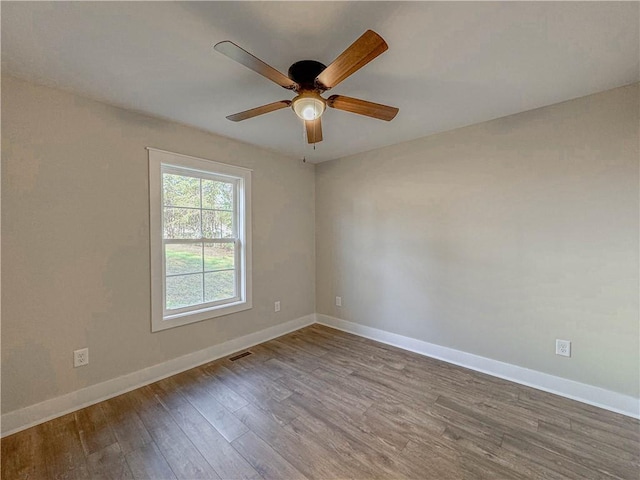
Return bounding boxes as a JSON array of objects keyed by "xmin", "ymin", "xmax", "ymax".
[
  {"xmin": 3, "ymin": 74, "xmax": 637, "ymax": 415},
  {"xmin": 316, "ymin": 84, "xmax": 639, "ymax": 397},
  {"xmin": 1, "ymin": 75, "xmax": 316, "ymax": 413}
]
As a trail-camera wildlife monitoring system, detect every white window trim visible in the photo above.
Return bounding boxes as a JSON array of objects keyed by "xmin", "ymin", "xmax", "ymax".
[{"xmin": 148, "ymin": 147, "xmax": 252, "ymax": 332}]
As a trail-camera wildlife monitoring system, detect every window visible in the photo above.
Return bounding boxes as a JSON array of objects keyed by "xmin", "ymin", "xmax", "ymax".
[{"xmin": 149, "ymin": 148, "xmax": 251, "ymax": 332}]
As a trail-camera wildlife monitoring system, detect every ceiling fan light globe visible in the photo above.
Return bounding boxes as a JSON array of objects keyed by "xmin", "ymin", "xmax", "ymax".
[
  {"xmin": 292, "ymin": 93, "xmax": 326, "ymax": 120},
  {"xmin": 302, "ymin": 106, "xmax": 317, "ymax": 120}
]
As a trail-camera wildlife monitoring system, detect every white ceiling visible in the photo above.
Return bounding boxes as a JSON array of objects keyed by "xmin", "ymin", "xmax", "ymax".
[{"xmin": 2, "ymin": 2, "xmax": 639, "ymax": 163}]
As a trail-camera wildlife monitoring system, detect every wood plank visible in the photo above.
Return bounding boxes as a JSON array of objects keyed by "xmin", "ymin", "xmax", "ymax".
[
  {"xmin": 277, "ymin": 365, "xmax": 373, "ymax": 415},
  {"xmin": 261, "ymin": 356, "xmax": 310, "ymax": 379},
  {"xmin": 440, "ymin": 392, "xmax": 539, "ymax": 432},
  {"xmin": 100, "ymin": 394, "xmax": 152, "ymax": 455},
  {"xmin": 0, "ymin": 426, "xmax": 48, "ymax": 480},
  {"xmin": 347, "ymin": 364, "xmax": 440, "ymax": 405},
  {"xmin": 124, "ymin": 442, "xmax": 176, "ymax": 480},
  {"xmin": 519, "ymin": 387, "xmax": 639, "ymax": 437},
  {"xmin": 277, "ymin": 330, "xmax": 332, "ymax": 357},
  {"xmin": 403, "ymin": 438, "xmax": 527, "ymax": 480},
  {"xmin": 492, "ymin": 444, "xmax": 571, "ymax": 480},
  {"xmin": 427, "ymin": 400, "xmax": 506, "ymax": 447},
  {"xmin": 86, "ymin": 442, "xmax": 134, "ymax": 480},
  {"xmin": 233, "ymin": 402, "xmax": 361, "ymax": 479},
  {"xmin": 231, "ymin": 430, "xmax": 309, "ymax": 480},
  {"xmin": 127, "ymin": 386, "xmax": 221, "ymax": 480},
  {"xmin": 75, "ymin": 403, "xmax": 117, "ymax": 456},
  {"xmin": 570, "ymin": 418, "xmax": 640, "ymax": 455},
  {"xmin": 208, "ymin": 364, "xmax": 299, "ymax": 426},
  {"xmin": 196, "ymin": 364, "xmax": 250, "ymax": 412},
  {"xmin": 501, "ymin": 432, "xmax": 618, "ymax": 480},
  {"xmin": 536, "ymin": 420, "xmax": 639, "ymax": 478},
  {"xmin": 324, "ymin": 346, "xmax": 405, "ymax": 373},
  {"xmin": 178, "ymin": 376, "xmax": 249, "ymax": 442},
  {"xmin": 284, "ymin": 390, "xmax": 413, "ymax": 460},
  {"xmin": 313, "ymin": 366, "xmax": 409, "ymax": 405},
  {"xmin": 289, "ymin": 408, "xmax": 419, "ymax": 479},
  {"xmin": 435, "ymin": 395, "xmax": 525, "ymax": 437},
  {"xmin": 41, "ymin": 413, "xmax": 90, "ymax": 479},
  {"xmin": 214, "ymin": 363, "xmax": 293, "ymax": 403},
  {"xmin": 401, "ymin": 362, "xmax": 520, "ymax": 403},
  {"xmin": 150, "ymin": 378, "xmax": 262, "ymax": 480},
  {"xmin": 363, "ymin": 405, "xmax": 443, "ymax": 450},
  {"xmin": 440, "ymin": 425, "xmax": 562, "ymax": 480},
  {"xmin": 399, "ymin": 440, "xmax": 465, "ymax": 480},
  {"xmin": 258, "ymin": 339, "xmax": 330, "ymax": 374}
]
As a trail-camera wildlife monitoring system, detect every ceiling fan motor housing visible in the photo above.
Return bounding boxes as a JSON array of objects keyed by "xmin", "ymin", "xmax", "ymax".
[{"xmin": 288, "ymin": 60, "xmax": 327, "ymax": 90}]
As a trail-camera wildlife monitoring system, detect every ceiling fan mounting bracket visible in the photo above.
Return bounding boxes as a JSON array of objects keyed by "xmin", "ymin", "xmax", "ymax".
[{"xmin": 287, "ymin": 60, "xmax": 327, "ymax": 91}]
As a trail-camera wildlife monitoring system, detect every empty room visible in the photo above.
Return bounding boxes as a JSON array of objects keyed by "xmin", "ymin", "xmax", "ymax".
[{"xmin": 1, "ymin": 2, "xmax": 639, "ymax": 479}]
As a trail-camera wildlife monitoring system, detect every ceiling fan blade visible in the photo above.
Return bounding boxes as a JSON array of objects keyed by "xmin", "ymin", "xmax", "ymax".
[
  {"xmin": 327, "ymin": 95, "xmax": 398, "ymax": 121},
  {"xmin": 226, "ymin": 100, "xmax": 291, "ymax": 122},
  {"xmin": 315, "ymin": 30, "xmax": 388, "ymax": 90},
  {"xmin": 214, "ymin": 41, "xmax": 298, "ymax": 90},
  {"xmin": 305, "ymin": 118, "xmax": 323, "ymax": 144}
]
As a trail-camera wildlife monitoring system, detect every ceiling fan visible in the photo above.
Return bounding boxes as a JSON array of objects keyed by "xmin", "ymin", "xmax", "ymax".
[{"xmin": 213, "ymin": 30, "xmax": 399, "ymax": 144}]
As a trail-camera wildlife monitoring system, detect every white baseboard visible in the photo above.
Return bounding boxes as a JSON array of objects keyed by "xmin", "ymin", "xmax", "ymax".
[
  {"xmin": 317, "ymin": 314, "xmax": 640, "ymax": 419},
  {"xmin": 1, "ymin": 314, "xmax": 316, "ymax": 437},
  {"xmin": 4, "ymin": 312, "xmax": 637, "ymax": 437}
]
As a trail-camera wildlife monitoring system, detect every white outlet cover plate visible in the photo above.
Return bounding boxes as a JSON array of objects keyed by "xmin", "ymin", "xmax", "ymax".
[
  {"xmin": 336, "ymin": 296, "xmax": 342, "ymax": 307},
  {"xmin": 74, "ymin": 348, "xmax": 89, "ymax": 367},
  {"xmin": 556, "ymin": 339, "xmax": 571, "ymax": 357}
]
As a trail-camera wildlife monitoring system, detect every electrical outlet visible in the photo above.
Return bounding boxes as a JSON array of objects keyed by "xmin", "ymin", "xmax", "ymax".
[
  {"xmin": 74, "ymin": 348, "xmax": 89, "ymax": 367},
  {"xmin": 274, "ymin": 301, "xmax": 281, "ymax": 312},
  {"xmin": 336, "ymin": 296, "xmax": 342, "ymax": 307},
  {"xmin": 556, "ymin": 339, "xmax": 571, "ymax": 357}
]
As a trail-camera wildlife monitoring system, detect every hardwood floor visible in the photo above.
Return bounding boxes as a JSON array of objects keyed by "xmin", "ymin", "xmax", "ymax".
[{"xmin": 2, "ymin": 324, "xmax": 639, "ymax": 479}]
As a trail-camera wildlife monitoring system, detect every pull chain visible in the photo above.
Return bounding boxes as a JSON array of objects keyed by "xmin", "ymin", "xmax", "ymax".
[{"xmin": 300, "ymin": 119, "xmax": 316, "ymax": 159}]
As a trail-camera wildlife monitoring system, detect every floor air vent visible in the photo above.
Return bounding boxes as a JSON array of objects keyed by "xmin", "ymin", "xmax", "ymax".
[{"xmin": 229, "ymin": 351, "xmax": 252, "ymax": 361}]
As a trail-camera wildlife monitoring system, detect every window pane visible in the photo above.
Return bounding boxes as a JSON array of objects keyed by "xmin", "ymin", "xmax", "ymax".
[
  {"xmin": 163, "ymin": 174, "xmax": 200, "ymax": 208},
  {"xmin": 202, "ymin": 180, "xmax": 233, "ymax": 210},
  {"xmin": 164, "ymin": 207, "xmax": 201, "ymax": 239},
  {"xmin": 202, "ymin": 210, "xmax": 233, "ymax": 238},
  {"xmin": 205, "ymin": 270, "xmax": 235, "ymax": 302},
  {"xmin": 204, "ymin": 243, "xmax": 234, "ymax": 271},
  {"xmin": 165, "ymin": 243, "xmax": 203, "ymax": 275},
  {"xmin": 166, "ymin": 273, "xmax": 203, "ymax": 310}
]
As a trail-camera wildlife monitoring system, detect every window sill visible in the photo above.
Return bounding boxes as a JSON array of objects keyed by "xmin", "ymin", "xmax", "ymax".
[{"xmin": 152, "ymin": 300, "xmax": 252, "ymax": 332}]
